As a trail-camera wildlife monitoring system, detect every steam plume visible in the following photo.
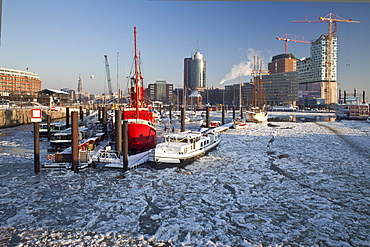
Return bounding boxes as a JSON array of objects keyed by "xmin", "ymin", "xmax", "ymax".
[{"xmin": 220, "ymin": 48, "xmax": 261, "ymax": 85}]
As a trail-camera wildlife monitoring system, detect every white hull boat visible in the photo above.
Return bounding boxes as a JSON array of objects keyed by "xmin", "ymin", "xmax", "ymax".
[
  {"xmin": 232, "ymin": 119, "xmax": 248, "ymax": 129},
  {"xmin": 91, "ymin": 145, "xmax": 149, "ymax": 169},
  {"xmin": 149, "ymin": 130, "xmax": 221, "ymax": 169}
]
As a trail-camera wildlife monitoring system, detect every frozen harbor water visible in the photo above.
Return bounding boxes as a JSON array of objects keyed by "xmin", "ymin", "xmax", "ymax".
[{"xmin": 0, "ymin": 114, "xmax": 369, "ymax": 246}]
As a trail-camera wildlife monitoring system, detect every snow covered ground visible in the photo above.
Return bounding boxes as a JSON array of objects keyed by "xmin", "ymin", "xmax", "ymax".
[{"xmin": 0, "ymin": 114, "xmax": 369, "ymax": 246}]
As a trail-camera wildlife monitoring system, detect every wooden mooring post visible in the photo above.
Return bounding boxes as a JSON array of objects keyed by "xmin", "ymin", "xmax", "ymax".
[
  {"xmin": 115, "ymin": 110, "xmax": 122, "ymax": 153},
  {"xmin": 33, "ymin": 122, "xmax": 40, "ymax": 174},
  {"xmin": 47, "ymin": 114, "xmax": 51, "ymax": 141},
  {"xmin": 79, "ymin": 106, "xmax": 83, "ymax": 121},
  {"xmin": 123, "ymin": 120, "xmax": 129, "ymax": 171},
  {"xmin": 181, "ymin": 106, "xmax": 186, "ymax": 132},
  {"xmin": 102, "ymin": 107, "xmax": 107, "ymax": 135},
  {"xmin": 66, "ymin": 107, "xmax": 70, "ymax": 129},
  {"xmin": 71, "ymin": 111, "xmax": 79, "ymax": 173}
]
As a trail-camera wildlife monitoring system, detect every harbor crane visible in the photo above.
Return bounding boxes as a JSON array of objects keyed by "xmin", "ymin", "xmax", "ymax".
[
  {"xmin": 293, "ymin": 13, "xmax": 360, "ymax": 105},
  {"xmin": 104, "ymin": 55, "xmax": 113, "ymax": 97},
  {"xmin": 276, "ymin": 34, "xmax": 310, "ymax": 54}
]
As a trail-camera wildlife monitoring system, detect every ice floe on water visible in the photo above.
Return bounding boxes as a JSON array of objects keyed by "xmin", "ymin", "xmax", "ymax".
[{"xmin": 0, "ymin": 117, "xmax": 369, "ymax": 246}]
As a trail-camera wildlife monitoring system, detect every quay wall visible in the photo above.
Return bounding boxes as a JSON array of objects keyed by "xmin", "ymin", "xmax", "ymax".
[{"xmin": 0, "ymin": 109, "xmax": 66, "ymax": 128}]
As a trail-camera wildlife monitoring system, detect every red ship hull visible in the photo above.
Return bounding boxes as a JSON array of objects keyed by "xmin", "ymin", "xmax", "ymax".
[{"xmin": 124, "ymin": 108, "xmax": 156, "ymax": 153}]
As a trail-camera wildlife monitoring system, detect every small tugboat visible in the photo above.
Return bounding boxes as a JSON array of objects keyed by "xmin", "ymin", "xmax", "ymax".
[{"xmin": 149, "ymin": 130, "xmax": 221, "ymax": 169}]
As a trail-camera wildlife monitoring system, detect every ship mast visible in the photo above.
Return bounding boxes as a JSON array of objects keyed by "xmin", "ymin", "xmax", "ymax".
[
  {"xmin": 131, "ymin": 27, "xmax": 146, "ymax": 117},
  {"xmin": 134, "ymin": 27, "xmax": 139, "ymax": 112}
]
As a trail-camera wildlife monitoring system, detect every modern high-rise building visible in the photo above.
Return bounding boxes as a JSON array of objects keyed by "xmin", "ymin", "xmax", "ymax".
[
  {"xmin": 184, "ymin": 50, "xmax": 206, "ymax": 91},
  {"xmin": 262, "ymin": 53, "xmax": 299, "ymax": 106},
  {"xmin": 297, "ymin": 34, "xmax": 338, "ymax": 105}
]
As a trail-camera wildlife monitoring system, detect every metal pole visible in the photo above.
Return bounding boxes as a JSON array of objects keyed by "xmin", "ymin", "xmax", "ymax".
[
  {"xmin": 33, "ymin": 122, "xmax": 40, "ymax": 174},
  {"xmin": 206, "ymin": 106, "xmax": 210, "ymax": 128},
  {"xmin": 71, "ymin": 111, "xmax": 79, "ymax": 173},
  {"xmin": 232, "ymin": 106, "xmax": 236, "ymax": 120},
  {"xmin": 123, "ymin": 120, "xmax": 129, "ymax": 171},
  {"xmin": 115, "ymin": 110, "xmax": 122, "ymax": 153},
  {"xmin": 240, "ymin": 106, "xmax": 243, "ymax": 119}
]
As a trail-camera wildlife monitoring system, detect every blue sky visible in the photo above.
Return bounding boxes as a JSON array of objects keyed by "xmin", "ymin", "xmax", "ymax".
[{"xmin": 1, "ymin": 1, "xmax": 369, "ymax": 97}]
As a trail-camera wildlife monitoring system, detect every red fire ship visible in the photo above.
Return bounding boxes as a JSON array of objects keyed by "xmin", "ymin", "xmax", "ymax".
[{"xmin": 123, "ymin": 27, "xmax": 156, "ymax": 153}]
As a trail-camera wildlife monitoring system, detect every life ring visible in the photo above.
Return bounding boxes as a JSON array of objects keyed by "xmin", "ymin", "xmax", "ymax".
[{"xmin": 47, "ymin": 154, "xmax": 55, "ymax": 161}]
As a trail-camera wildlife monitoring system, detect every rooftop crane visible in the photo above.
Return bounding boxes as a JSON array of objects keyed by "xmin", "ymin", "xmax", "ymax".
[
  {"xmin": 292, "ymin": 13, "xmax": 360, "ymax": 105},
  {"xmin": 104, "ymin": 55, "xmax": 113, "ymax": 97},
  {"xmin": 292, "ymin": 13, "xmax": 360, "ymax": 37},
  {"xmin": 276, "ymin": 34, "xmax": 310, "ymax": 54}
]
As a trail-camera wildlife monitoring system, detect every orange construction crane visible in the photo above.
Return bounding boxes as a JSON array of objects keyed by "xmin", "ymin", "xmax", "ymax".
[
  {"xmin": 293, "ymin": 13, "xmax": 360, "ymax": 37},
  {"xmin": 276, "ymin": 34, "xmax": 310, "ymax": 54},
  {"xmin": 292, "ymin": 13, "xmax": 360, "ymax": 106}
]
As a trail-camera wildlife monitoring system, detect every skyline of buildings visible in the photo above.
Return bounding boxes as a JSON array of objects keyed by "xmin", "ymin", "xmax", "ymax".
[{"xmin": 0, "ymin": 32, "xmax": 367, "ymax": 108}]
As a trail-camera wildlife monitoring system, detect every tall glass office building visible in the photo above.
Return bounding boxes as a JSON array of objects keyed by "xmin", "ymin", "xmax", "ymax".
[{"xmin": 184, "ymin": 51, "xmax": 206, "ymax": 91}]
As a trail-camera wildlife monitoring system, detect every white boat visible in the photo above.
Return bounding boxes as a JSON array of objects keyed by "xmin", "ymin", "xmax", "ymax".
[
  {"xmin": 248, "ymin": 56, "xmax": 269, "ymax": 123},
  {"xmin": 232, "ymin": 119, "xmax": 248, "ymax": 129},
  {"xmin": 335, "ymin": 103, "xmax": 369, "ymax": 120},
  {"xmin": 268, "ymin": 104, "xmax": 298, "ymax": 112},
  {"xmin": 49, "ymin": 127, "xmax": 89, "ymax": 149},
  {"xmin": 246, "ymin": 110, "xmax": 268, "ymax": 123},
  {"xmin": 90, "ymin": 144, "xmax": 149, "ymax": 169},
  {"xmin": 201, "ymin": 120, "xmax": 221, "ymax": 128},
  {"xmin": 39, "ymin": 121, "xmax": 67, "ymax": 137},
  {"xmin": 149, "ymin": 130, "xmax": 221, "ymax": 169},
  {"xmin": 367, "ymin": 116, "xmax": 370, "ymax": 123}
]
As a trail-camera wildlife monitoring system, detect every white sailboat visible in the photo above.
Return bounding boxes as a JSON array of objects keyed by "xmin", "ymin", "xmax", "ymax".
[
  {"xmin": 233, "ymin": 73, "xmax": 248, "ymax": 129},
  {"xmin": 247, "ymin": 55, "xmax": 268, "ymax": 123}
]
